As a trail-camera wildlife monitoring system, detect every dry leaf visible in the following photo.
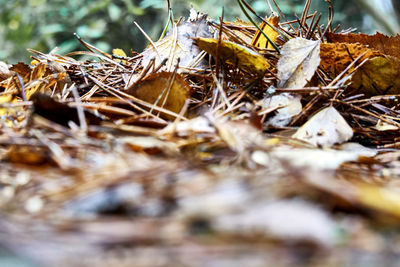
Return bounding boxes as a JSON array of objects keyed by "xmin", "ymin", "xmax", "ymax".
[
  {"xmin": 223, "ymin": 18, "xmax": 254, "ymax": 44},
  {"xmin": 269, "ymin": 147, "xmax": 375, "ymax": 171},
  {"xmin": 293, "ymin": 106, "xmax": 353, "ymax": 147},
  {"xmin": 194, "ymin": 37, "xmax": 270, "ymax": 75},
  {"xmin": 9, "ymin": 62, "xmax": 31, "ymax": 83},
  {"xmin": 112, "ymin": 48, "xmax": 128, "ymax": 64},
  {"xmin": 320, "ymin": 42, "xmax": 381, "ymax": 75},
  {"xmin": 31, "ymin": 93, "xmax": 103, "ymax": 127},
  {"xmin": 25, "ymin": 72, "xmax": 68, "ymax": 100},
  {"xmin": 126, "ymin": 72, "xmax": 190, "ymax": 119},
  {"xmin": 305, "ymin": 175, "xmax": 400, "ymax": 223},
  {"xmin": 325, "ymin": 32, "xmax": 400, "ymax": 60},
  {"xmin": 141, "ymin": 10, "xmax": 213, "ymax": 70},
  {"xmin": 277, "ymin": 38, "xmax": 320, "ymax": 88},
  {"xmin": 351, "ymin": 55, "xmax": 400, "ymax": 96},
  {"xmin": 376, "ymin": 119, "xmax": 398, "ymax": 131},
  {"xmin": 0, "ymin": 61, "xmax": 11, "ymax": 81},
  {"xmin": 251, "ymin": 15, "xmax": 280, "ymax": 49},
  {"xmin": 215, "ymin": 199, "xmax": 338, "ymax": 246},
  {"xmin": 260, "ymin": 93, "xmax": 302, "ymax": 127}
]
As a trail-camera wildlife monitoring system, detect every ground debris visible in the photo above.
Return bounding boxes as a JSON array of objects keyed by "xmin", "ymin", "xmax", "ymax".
[{"xmin": 1, "ymin": 1, "xmax": 400, "ymax": 266}]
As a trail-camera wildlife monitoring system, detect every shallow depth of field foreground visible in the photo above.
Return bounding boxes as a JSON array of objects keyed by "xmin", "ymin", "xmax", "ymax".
[{"xmin": 2, "ymin": 0, "xmax": 400, "ymax": 266}]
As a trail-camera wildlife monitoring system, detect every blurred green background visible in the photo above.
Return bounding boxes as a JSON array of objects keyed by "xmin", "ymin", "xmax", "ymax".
[{"xmin": 0, "ymin": 0, "xmax": 399, "ymax": 63}]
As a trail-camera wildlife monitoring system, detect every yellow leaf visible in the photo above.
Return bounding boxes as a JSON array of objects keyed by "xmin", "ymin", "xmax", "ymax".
[
  {"xmin": 194, "ymin": 38, "xmax": 270, "ymax": 75},
  {"xmin": 356, "ymin": 183, "xmax": 400, "ymax": 218},
  {"xmin": 25, "ymin": 72, "xmax": 67, "ymax": 100},
  {"xmin": 0, "ymin": 93, "xmax": 15, "ymax": 116},
  {"xmin": 112, "ymin": 48, "xmax": 127, "ymax": 64},
  {"xmin": 251, "ymin": 15, "xmax": 280, "ymax": 49},
  {"xmin": 126, "ymin": 72, "xmax": 190, "ymax": 120}
]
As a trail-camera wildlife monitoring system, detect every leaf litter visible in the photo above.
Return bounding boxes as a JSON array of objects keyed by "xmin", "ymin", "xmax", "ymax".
[{"xmin": 2, "ymin": 0, "xmax": 400, "ymax": 266}]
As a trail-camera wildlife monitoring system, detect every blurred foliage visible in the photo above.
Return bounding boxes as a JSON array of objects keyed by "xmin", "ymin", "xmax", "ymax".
[{"xmin": 0, "ymin": 0, "xmax": 395, "ymax": 63}]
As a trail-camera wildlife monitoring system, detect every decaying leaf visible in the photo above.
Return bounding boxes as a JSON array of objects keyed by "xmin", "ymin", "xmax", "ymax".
[
  {"xmin": 214, "ymin": 199, "xmax": 338, "ymax": 246},
  {"xmin": 9, "ymin": 62, "xmax": 31, "ymax": 83},
  {"xmin": 0, "ymin": 61, "xmax": 11, "ymax": 81},
  {"xmin": 325, "ymin": 32, "xmax": 400, "ymax": 60},
  {"xmin": 268, "ymin": 146, "xmax": 375, "ymax": 171},
  {"xmin": 293, "ymin": 106, "xmax": 353, "ymax": 147},
  {"xmin": 223, "ymin": 18, "xmax": 254, "ymax": 44},
  {"xmin": 141, "ymin": 9, "xmax": 213, "ymax": 70},
  {"xmin": 31, "ymin": 93, "xmax": 103, "ymax": 127},
  {"xmin": 260, "ymin": 93, "xmax": 302, "ymax": 127},
  {"xmin": 251, "ymin": 15, "xmax": 280, "ymax": 49},
  {"xmin": 305, "ymin": 174, "xmax": 400, "ymax": 223},
  {"xmin": 319, "ymin": 42, "xmax": 381, "ymax": 75},
  {"xmin": 376, "ymin": 119, "xmax": 398, "ymax": 131},
  {"xmin": 194, "ymin": 37, "xmax": 270, "ymax": 75},
  {"xmin": 25, "ymin": 72, "xmax": 68, "ymax": 100},
  {"xmin": 1, "ymin": 61, "xmax": 71, "ymax": 100},
  {"xmin": 277, "ymin": 38, "xmax": 320, "ymax": 88},
  {"xmin": 351, "ymin": 55, "xmax": 400, "ymax": 96},
  {"xmin": 126, "ymin": 72, "xmax": 190, "ymax": 119}
]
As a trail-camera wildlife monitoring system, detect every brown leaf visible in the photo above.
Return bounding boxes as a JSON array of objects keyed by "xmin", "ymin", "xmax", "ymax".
[
  {"xmin": 9, "ymin": 62, "xmax": 31, "ymax": 83},
  {"xmin": 326, "ymin": 32, "xmax": 400, "ymax": 60},
  {"xmin": 126, "ymin": 72, "xmax": 190, "ymax": 119},
  {"xmin": 320, "ymin": 42, "xmax": 381, "ymax": 75},
  {"xmin": 31, "ymin": 93, "xmax": 103, "ymax": 127}
]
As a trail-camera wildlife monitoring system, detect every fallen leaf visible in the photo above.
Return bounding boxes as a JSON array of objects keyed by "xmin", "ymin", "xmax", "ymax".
[
  {"xmin": 251, "ymin": 15, "xmax": 280, "ymax": 49},
  {"xmin": 112, "ymin": 48, "xmax": 128, "ymax": 64},
  {"xmin": 305, "ymin": 174, "xmax": 400, "ymax": 223},
  {"xmin": 0, "ymin": 61, "xmax": 11, "ymax": 81},
  {"xmin": 292, "ymin": 106, "xmax": 353, "ymax": 147},
  {"xmin": 9, "ymin": 62, "xmax": 31, "ymax": 83},
  {"xmin": 25, "ymin": 72, "xmax": 67, "ymax": 100},
  {"xmin": 31, "ymin": 93, "xmax": 103, "ymax": 127},
  {"xmin": 351, "ymin": 55, "xmax": 400, "ymax": 96},
  {"xmin": 141, "ymin": 9, "xmax": 213, "ymax": 70},
  {"xmin": 214, "ymin": 199, "xmax": 338, "ymax": 246},
  {"xmin": 325, "ymin": 32, "xmax": 400, "ymax": 60},
  {"xmin": 320, "ymin": 42, "xmax": 381, "ymax": 75},
  {"xmin": 267, "ymin": 146, "xmax": 375, "ymax": 170},
  {"xmin": 260, "ymin": 93, "xmax": 302, "ymax": 127},
  {"xmin": 194, "ymin": 37, "xmax": 270, "ymax": 75},
  {"xmin": 277, "ymin": 38, "xmax": 320, "ymax": 88},
  {"xmin": 376, "ymin": 119, "xmax": 399, "ymax": 131},
  {"xmin": 126, "ymin": 72, "xmax": 190, "ymax": 119}
]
